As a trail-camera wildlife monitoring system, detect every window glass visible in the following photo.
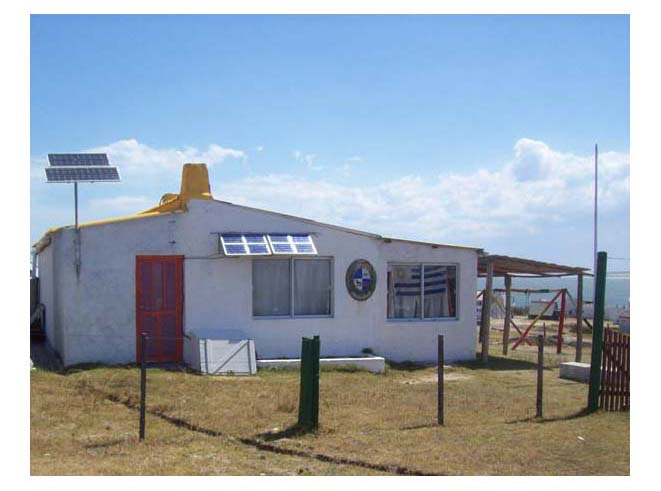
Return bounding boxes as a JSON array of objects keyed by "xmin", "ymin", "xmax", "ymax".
[
  {"xmin": 252, "ymin": 259, "xmax": 291, "ymax": 316},
  {"xmin": 422, "ymin": 265, "xmax": 456, "ymax": 318},
  {"xmin": 294, "ymin": 259, "xmax": 331, "ymax": 316},
  {"xmin": 389, "ymin": 264, "xmax": 422, "ymax": 319},
  {"xmin": 388, "ymin": 264, "xmax": 457, "ymax": 319}
]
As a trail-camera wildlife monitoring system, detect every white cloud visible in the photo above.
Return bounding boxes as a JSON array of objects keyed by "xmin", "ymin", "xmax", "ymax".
[
  {"xmin": 219, "ymin": 139, "xmax": 629, "ymax": 244},
  {"xmin": 293, "ymin": 150, "xmax": 323, "ymax": 171},
  {"xmin": 86, "ymin": 139, "xmax": 245, "ymax": 175},
  {"xmin": 31, "ymin": 138, "xmax": 629, "ymax": 251}
]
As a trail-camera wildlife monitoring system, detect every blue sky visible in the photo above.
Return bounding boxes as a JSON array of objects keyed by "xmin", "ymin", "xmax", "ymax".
[{"xmin": 30, "ymin": 14, "xmax": 630, "ymax": 269}]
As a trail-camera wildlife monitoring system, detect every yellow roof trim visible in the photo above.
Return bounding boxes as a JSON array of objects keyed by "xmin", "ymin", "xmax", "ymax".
[
  {"xmin": 33, "ymin": 163, "xmax": 213, "ymax": 253},
  {"xmin": 32, "ymin": 211, "xmax": 182, "ymax": 252},
  {"xmin": 138, "ymin": 163, "xmax": 213, "ymax": 214}
]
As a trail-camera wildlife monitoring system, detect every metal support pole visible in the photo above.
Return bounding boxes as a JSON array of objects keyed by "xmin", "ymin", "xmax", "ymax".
[
  {"xmin": 502, "ymin": 275, "xmax": 512, "ymax": 355},
  {"xmin": 74, "ymin": 182, "xmax": 81, "ymax": 276},
  {"xmin": 593, "ymin": 144, "xmax": 598, "ymax": 297},
  {"xmin": 575, "ymin": 274, "xmax": 584, "ymax": 362},
  {"xmin": 74, "ymin": 182, "xmax": 79, "ymax": 229},
  {"xmin": 437, "ymin": 335, "xmax": 444, "ymax": 426},
  {"xmin": 139, "ymin": 333, "xmax": 147, "ymax": 441},
  {"xmin": 536, "ymin": 334, "xmax": 544, "ymax": 418},
  {"xmin": 588, "ymin": 252, "xmax": 608, "ymax": 413}
]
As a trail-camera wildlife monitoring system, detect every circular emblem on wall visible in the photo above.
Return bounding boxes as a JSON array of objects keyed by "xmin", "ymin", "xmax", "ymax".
[{"xmin": 346, "ymin": 259, "xmax": 377, "ymax": 301}]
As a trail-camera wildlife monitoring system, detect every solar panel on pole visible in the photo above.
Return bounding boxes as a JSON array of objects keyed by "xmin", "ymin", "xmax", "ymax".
[
  {"xmin": 45, "ymin": 166, "xmax": 120, "ymax": 183},
  {"xmin": 48, "ymin": 153, "xmax": 110, "ymax": 166},
  {"xmin": 43, "ymin": 153, "xmax": 120, "ymax": 277}
]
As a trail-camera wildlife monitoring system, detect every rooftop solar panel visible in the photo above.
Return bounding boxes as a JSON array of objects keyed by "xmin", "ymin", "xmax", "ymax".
[
  {"xmin": 218, "ymin": 234, "xmax": 317, "ymax": 256},
  {"xmin": 248, "ymin": 244, "xmax": 269, "ymax": 254},
  {"xmin": 45, "ymin": 166, "xmax": 120, "ymax": 183},
  {"xmin": 220, "ymin": 234, "xmax": 272, "ymax": 256},
  {"xmin": 267, "ymin": 234, "xmax": 317, "ymax": 255},
  {"xmin": 225, "ymin": 244, "xmax": 249, "ymax": 255},
  {"xmin": 48, "ymin": 153, "xmax": 110, "ymax": 166},
  {"xmin": 221, "ymin": 234, "xmax": 244, "ymax": 244},
  {"xmin": 272, "ymin": 243, "xmax": 295, "ymax": 254}
]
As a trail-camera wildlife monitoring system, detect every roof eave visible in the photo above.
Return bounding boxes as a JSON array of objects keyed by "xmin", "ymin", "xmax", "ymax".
[{"xmin": 477, "ymin": 253, "xmax": 591, "ymax": 277}]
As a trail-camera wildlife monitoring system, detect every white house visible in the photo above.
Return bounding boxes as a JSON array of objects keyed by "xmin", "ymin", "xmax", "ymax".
[{"xmin": 34, "ymin": 164, "xmax": 481, "ymax": 367}]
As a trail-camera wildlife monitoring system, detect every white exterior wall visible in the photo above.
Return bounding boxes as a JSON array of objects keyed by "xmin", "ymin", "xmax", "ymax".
[
  {"xmin": 377, "ymin": 240, "xmax": 477, "ymax": 362},
  {"xmin": 37, "ymin": 238, "xmax": 59, "ymax": 354},
  {"xmin": 39, "ymin": 213, "xmax": 185, "ymax": 366},
  {"xmin": 38, "ymin": 199, "xmax": 478, "ymax": 366}
]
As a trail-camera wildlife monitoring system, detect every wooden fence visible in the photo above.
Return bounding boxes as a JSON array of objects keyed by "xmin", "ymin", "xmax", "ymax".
[{"xmin": 599, "ymin": 328, "xmax": 630, "ymax": 411}]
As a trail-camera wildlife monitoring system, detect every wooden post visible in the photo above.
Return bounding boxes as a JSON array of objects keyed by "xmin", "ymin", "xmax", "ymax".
[
  {"xmin": 478, "ymin": 289, "xmax": 487, "ymax": 344},
  {"xmin": 437, "ymin": 335, "xmax": 444, "ymax": 426},
  {"xmin": 502, "ymin": 274, "xmax": 512, "ymax": 355},
  {"xmin": 139, "ymin": 333, "xmax": 147, "ymax": 441},
  {"xmin": 556, "ymin": 289, "xmax": 567, "ymax": 354},
  {"xmin": 481, "ymin": 261, "xmax": 494, "ymax": 362},
  {"xmin": 575, "ymin": 274, "xmax": 584, "ymax": 362},
  {"xmin": 588, "ymin": 252, "xmax": 608, "ymax": 413},
  {"xmin": 536, "ymin": 334, "xmax": 544, "ymax": 418}
]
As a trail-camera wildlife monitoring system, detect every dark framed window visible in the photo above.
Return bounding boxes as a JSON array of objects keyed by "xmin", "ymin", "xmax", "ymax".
[
  {"xmin": 253, "ymin": 258, "xmax": 332, "ymax": 317},
  {"xmin": 387, "ymin": 264, "xmax": 457, "ymax": 319}
]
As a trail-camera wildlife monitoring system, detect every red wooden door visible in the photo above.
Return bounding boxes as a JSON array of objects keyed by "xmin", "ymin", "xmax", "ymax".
[{"xmin": 136, "ymin": 255, "xmax": 184, "ymax": 363}]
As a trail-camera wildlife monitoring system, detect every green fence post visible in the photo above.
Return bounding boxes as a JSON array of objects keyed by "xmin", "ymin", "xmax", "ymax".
[
  {"xmin": 297, "ymin": 336, "xmax": 320, "ymax": 429},
  {"xmin": 311, "ymin": 335, "xmax": 320, "ymax": 428},
  {"xmin": 298, "ymin": 337, "xmax": 311, "ymax": 426},
  {"xmin": 588, "ymin": 251, "xmax": 608, "ymax": 413},
  {"xmin": 298, "ymin": 337, "xmax": 305, "ymax": 425}
]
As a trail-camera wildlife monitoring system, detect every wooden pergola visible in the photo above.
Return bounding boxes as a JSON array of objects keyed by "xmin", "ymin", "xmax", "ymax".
[{"xmin": 478, "ymin": 254, "xmax": 591, "ymax": 362}]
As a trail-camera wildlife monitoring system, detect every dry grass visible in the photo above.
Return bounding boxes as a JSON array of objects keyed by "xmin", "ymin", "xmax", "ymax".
[
  {"xmin": 31, "ymin": 334, "xmax": 629, "ymax": 476},
  {"xmin": 30, "ymin": 369, "xmax": 381, "ymax": 475}
]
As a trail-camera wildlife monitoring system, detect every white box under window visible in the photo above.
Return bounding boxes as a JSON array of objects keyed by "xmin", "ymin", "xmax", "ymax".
[{"xmin": 184, "ymin": 329, "xmax": 257, "ymax": 375}]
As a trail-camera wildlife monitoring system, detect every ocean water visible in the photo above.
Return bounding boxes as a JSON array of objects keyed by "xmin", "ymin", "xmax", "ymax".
[{"xmin": 478, "ymin": 275, "xmax": 630, "ymax": 309}]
